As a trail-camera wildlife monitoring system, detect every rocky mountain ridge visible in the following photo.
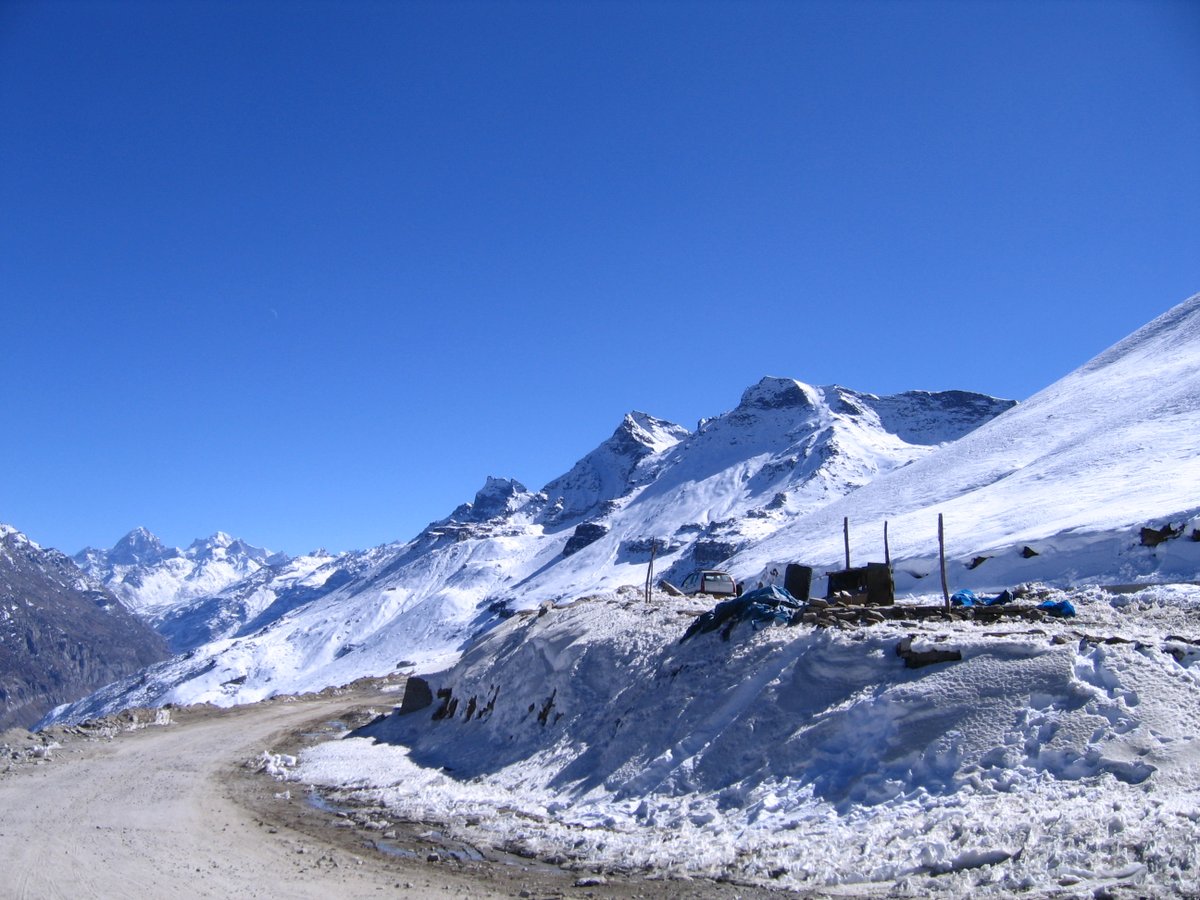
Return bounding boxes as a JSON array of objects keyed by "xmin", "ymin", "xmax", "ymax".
[{"xmin": 0, "ymin": 525, "xmax": 167, "ymax": 729}]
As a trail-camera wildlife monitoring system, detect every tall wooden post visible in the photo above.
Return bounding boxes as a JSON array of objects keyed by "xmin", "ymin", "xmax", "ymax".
[
  {"xmin": 645, "ymin": 540, "xmax": 657, "ymax": 603},
  {"xmin": 843, "ymin": 516, "xmax": 851, "ymax": 569},
  {"xmin": 884, "ymin": 520, "xmax": 891, "ymax": 568},
  {"xmin": 938, "ymin": 513, "xmax": 950, "ymax": 613}
]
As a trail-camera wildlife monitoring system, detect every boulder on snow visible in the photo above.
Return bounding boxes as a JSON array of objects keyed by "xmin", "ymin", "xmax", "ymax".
[
  {"xmin": 1141, "ymin": 523, "xmax": 1184, "ymax": 547},
  {"xmin": 562, "ymin": 522, "xmax": 609, "ymax": 557},
  {"xmin": 399, "ymin": 676, "xmax": 434, "ymax": 714},
  {"xmin": 896, "ymin": 637, "xmax": 962, "ymax": 669}
]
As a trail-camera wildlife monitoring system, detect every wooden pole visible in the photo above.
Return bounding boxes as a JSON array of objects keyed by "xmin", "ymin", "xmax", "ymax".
[
  {"xmin": 843, "ymin": 516, "xmax": 851, "ymax": 569},
  {"xmin": 938, "ymin": 513, "xmax": 950, "ymax": 613},
  {"xmin": 884, "ymin": 520, "xmax": 891, "ymax": 568},
  {"xmin": 645, "ymin": 540, "xmax": 657, "ymax": 603}
]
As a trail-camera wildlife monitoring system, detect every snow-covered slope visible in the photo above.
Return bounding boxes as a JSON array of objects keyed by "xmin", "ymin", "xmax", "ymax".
[
  {"xmin": 530, "ymin": 379, "xmax": 1013, "ymax": 600},
  {"xmin": 295, "ymin": 582, "xmax": 1200, "ymax": 897},
  {"xmin": 45, "ymin": 382, "xmax": 1011, "ymax": 720},
  {"xmin": 734, "ymin": 293, "xmax": 1200, "ymax": 595}
]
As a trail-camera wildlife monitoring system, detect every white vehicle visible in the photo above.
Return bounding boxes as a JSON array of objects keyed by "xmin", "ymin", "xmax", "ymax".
[{"xmin": 679, "ymin": 569, "xmax": 737, "ymax": 597}]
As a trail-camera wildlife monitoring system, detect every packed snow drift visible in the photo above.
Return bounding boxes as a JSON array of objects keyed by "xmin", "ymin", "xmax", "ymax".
[{"xmin": 293, "ymin": 583, "xmax": 1200, "ymax": 896}]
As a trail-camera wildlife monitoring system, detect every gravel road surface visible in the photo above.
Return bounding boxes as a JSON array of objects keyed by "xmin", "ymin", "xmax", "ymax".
[{"xmin": 0, "ymin": 686, "xmax": 781, "ymax": 899}]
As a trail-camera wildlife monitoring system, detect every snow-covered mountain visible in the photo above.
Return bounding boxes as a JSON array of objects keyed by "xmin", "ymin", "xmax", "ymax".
[
  {"xmin": 529, "ymin": 380, "xmax": 1015, "ymax": 596},
  {"xmin": 46, "ymin": 292, "xmax": 1200, "ymax": 725},
  {"xmin": 733, "ymin": 293, "xmax": 1200, "ymax": 596},
  {"xmin": 44, "ymin": 382, "xmax": 1012, "ymax": 720},
  {"xmin": 148, "ymin": 549, "xmax": 341, "ymax": 653},
  {"xmin": 76, "ymin": 527, "xmax": 285, "ymax": 617},
  {"xmin": 38, "ymin": 293, "xmax": 1200, "ymax": 900},
  {"xmin": 0, "ymin": 525, "xmax": 167, "ymax": 728}
]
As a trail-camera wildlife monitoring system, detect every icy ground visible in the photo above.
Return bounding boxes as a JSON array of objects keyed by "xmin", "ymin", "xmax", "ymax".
[{"xmin": 292, "ymin": 584, "xmax": 1200, "ymax": 897}]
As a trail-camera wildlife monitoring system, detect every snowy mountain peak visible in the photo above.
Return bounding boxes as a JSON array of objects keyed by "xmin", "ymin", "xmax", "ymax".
[
  {"xmin": 0, "ymin": 522, "xmax": 37, "ymax": 549},
  {"xmin": 106, "ymin": 526, "xmax": 173, "ymax": 567},
  {"xmin": 737, "ymin": 376, "xmax": 821, "ymax": 411},
  {"xmin": 445, "ymin": 476, "xmax": 534, "ymax": 524},
  {"xmin": 187, "ymin": 531, "xmax": 231, "ymax": 555},
  {"xmin": 74, "ymin": 529, "xmax": 281, "ymax": 615},
  {"xmin": 181, "ymin": 532, "xmax": 276, "ymax": 564},
  {"xmin": 541, "ymin": 413, "xmax": 689, "ymax": 523},
  {"xmin": 619, "ymin": 411, "xmax": 690, "ymax": 453}
]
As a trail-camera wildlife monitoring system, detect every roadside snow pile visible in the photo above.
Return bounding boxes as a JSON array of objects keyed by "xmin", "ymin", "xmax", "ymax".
[
  {"xmin": 248, "ymin": 750, "xmax": 299, "ymax": 780},
  {"xmin": 1, "ymin": 728, "xmax": 61, "ymax": 767},
  {"xmin": 294, "ymin": 585, "xmax": 1200, "ymax": 896}
]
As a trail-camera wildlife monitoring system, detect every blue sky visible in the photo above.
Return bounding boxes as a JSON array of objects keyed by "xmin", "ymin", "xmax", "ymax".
[{"xmin": 2, "ymin": 0, "xmax": 1197, "ymax": 556}]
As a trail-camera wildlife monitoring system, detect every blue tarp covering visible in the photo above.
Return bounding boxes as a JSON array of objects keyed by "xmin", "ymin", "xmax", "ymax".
[
  {"xmin": 680, "ymin": 585, "xmax": 802, "ymax": 642},
  {"xmin": 951, "ymin": 589, "xmax": 978, "ymax": 607},
  {"xmin": 952, "ymin": 589, "xmax": 1017, "ymax": 608},
  {"xmin": 1037, "ymin": 598, "xmax": 1077, "ymax": 617}
]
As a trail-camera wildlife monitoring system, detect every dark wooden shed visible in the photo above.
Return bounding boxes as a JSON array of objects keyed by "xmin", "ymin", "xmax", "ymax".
[{"xmin": 826, "ymin": 562, "xmax": 894, "ymax": 605}]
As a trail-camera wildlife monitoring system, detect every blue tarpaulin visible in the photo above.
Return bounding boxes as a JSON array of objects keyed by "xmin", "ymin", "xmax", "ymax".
[
  {"xmin": 951, "ymin": 589, "xmax": 977, "ymax": 607},
  {"xmin": 952, "ymin": 589, "xmax": 1017, "ymax": 608},
  {"xmin": 680, "ymin": 585, "xmax": 802, "ymax": 642},
  {"xmin": 985, "ymin": 589, "xmax": 1015, "ymax": 606},
  {"xmin": 1037, "ymin": 599, "xmax": 1077, "ymax": 617}
]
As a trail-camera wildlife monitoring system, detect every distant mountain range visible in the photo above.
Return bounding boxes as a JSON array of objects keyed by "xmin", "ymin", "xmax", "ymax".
[
  {"xmin": 25, "ymin": 292, "xmax": 1200, "ymax": 726},
  {"xmin": 73, "ymin": 528, "xmax": 318, "ymax": 653},
  {"xmin": 75, "ymin": 528, "xmax": 286, "ymax": 615}
]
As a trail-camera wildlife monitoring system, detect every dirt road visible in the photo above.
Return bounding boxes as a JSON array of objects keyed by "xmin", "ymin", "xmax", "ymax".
[
  {"xmin": 0, "ymin": 687, "xmax": 505, "ymax": 898},
  {"xmin": 0, "ymin": 688, "xmax": 779, "ymax": 899}
]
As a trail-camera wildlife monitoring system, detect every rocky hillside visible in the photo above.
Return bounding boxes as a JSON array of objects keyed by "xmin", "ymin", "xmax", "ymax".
[{"xmin": 0, "ymin": 526, "xmax": 167, "ymax": 729}]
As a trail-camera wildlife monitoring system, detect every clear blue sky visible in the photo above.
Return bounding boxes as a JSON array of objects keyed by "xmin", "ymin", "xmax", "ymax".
[{"xmin": 2, "ymin": 0, "xmax": 1197, "ymax": 556}]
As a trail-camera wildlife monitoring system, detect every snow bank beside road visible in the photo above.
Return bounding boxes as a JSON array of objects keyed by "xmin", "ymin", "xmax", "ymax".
[{"xmin": 295, "ymin": 586, "xmax": 1200, "ymax": 895}]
